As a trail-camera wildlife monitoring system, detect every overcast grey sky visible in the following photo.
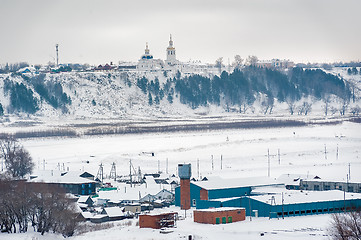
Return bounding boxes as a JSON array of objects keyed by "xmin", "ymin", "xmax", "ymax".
[{"xmin": 0, "ymin": 0, "xmax": 360, "ymax": 65}]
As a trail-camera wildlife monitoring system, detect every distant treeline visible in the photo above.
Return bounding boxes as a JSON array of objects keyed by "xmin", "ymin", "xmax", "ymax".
[{"xmin": 83, "ymin": 119, "xmax": 307, "ymax": 136}]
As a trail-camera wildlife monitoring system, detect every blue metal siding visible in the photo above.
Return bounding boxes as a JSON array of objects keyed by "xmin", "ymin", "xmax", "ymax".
[
  {"xmin": 208, "ymin": 187, "xmax": 252, "ymax": 199},
  {"xmin": 197, "ymin": 200, "xmax": 222, "ymax": 209},
  {"xmin": 175, "ymin": 187, "xmax": 180, "ymax": 206}
]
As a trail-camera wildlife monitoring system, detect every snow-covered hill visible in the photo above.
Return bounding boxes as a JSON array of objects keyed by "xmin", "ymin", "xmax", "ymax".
[{"xmin": 0, "ymin": 67, "xmax": 360, "ymax": 134}]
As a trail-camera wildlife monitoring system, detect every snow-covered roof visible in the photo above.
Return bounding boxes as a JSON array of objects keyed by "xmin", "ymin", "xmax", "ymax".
[
  {"xmin": 250, "ymin": 190, "xmax": 361, "ymax": 205},
  {"xmin": 77, "ymin": 195, "xmax": 93, "ymax": 203},
  {"xmin": 193, "ymin": 176, "xmax": 281, "ymax": 190},
  {"xmin": 251, "ymin": 185, "xmax": 288, "ymax": 195},
  {"xmin": 303, "ymin": 178, "xmax": 361, "ymax": 184},
  {"xmin": 77, "ymin": 203, "xmax": 88, "ymax": 209},
  {"xmin": 96, "ymin": 183, "xmax": 171, "ymax": 202},
  {"xmin": 29, "ymin": 170, "xmax": 96, "ymax": 184},
  {"xmin": 102, "ymin": 207, "xmax": 125, "ymax": 217},
  {"xmin": 90, "ymin": 214, "xmax": 108, "ymax": 219},
  {"xmin": 195, "ymin": 207, "xmax": 245, "ymax": 212},
  {"xmin": 81, "ymin": 212, "xmax": 93, "ymax": 219},
  {"xmin": 276, "ymin": 173, "xmax": 315, "ymax": 186},
  {"xmin": 140, "ymin": 211, "xmax": 177, "ymax": 216},
  {"xmin": 205, "ymin": 197, "xmax": 241, "ymax": 203}
]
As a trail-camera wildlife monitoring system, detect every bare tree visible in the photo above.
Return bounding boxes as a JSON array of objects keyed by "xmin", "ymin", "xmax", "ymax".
[
  {"xmin": 233, "ymin": 55, "xmax": 243, "ymax": 69},
  {"xmin": 351, "ymin": 106, "xmax": 361, "ymax": 116},
  {"xmin": 298, "ymin": 102, "xmax": 312, "ymax": 115},
  {"xmin": 339, "ymin": 97, "xmax": 350, "ymax": 116},
  {"xmin": 245, "ymin": 55, "xmax": 258, "ymax": 66},
  {"xmin": 0, "ymin": 136, "xmax": 34, "ymax": 179},
  {"xmin": 261, "ymin": 94, "xmax": 274, "ymax": 114},
  {"xmin": 328, "ymin": 211, "xmax": 361, "ymax": 240},
  {"xmin": 215, "ymin": 57, "xmax": 223, "ymax": 73},
  {"xmin": 323, "ymin": 95, "xmax": 331, "ymax": 116}
]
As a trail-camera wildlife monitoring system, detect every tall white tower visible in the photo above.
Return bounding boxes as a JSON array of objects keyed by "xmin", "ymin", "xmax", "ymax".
[{"xmin": 166, "ymin": 34, "xmax": 177, "ymax": 65}]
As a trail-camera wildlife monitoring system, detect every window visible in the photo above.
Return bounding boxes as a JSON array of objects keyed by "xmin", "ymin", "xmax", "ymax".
[
  {"xmin": 324, "ymin": 185, "xmax": 330, "ymax": 190},
  {"xmin": 314, "ymin": 185, "xmax": 320, "ymax": 191}
]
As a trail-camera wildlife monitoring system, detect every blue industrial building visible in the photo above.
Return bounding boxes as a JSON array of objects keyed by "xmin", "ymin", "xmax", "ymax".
[
  {"xmin": 175, "ymin": 176, "xmax": 281, "ymax": 208},
  {"xmin": 175, "ymin": 177, "xmax": 361, "ymax": 218}
]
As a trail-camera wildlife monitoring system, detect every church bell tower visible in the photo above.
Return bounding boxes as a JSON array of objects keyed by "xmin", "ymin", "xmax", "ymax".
[{"xmin": 166, "ymin": 34, "xmax": 177, "ymax": 65}]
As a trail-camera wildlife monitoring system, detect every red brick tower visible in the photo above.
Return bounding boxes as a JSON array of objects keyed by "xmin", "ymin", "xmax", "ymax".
[{"xmin": 178, "ymin": 163, "xmax": 191, "ymax": 210}]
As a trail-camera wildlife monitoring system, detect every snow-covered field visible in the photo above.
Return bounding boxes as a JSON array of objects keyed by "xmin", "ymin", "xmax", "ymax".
[
  {"xmin": 19, "ymin": 121, "xmax": 361, "ymax": 182},
  {"xmin": 1, "ymin": 210, "xmax": 331, "ymax": 240},
  {"xmin": 1, "ymin": 121, "xmax": 361, "ymax": 239}
]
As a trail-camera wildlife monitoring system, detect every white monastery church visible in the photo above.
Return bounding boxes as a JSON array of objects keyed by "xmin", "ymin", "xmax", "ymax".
[{"xmin": 137, "ymin": 35, "xmax": 181, "ymax": 71}]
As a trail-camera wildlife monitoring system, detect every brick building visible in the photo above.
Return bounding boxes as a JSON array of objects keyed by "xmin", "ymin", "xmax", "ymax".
[
  {"xmin": 194, "ymin": 207, "xmax": 246, "ymax": 224},
  {"xmin": 139, "ymin": 212, "xmax": 177, "ymax": 229}
]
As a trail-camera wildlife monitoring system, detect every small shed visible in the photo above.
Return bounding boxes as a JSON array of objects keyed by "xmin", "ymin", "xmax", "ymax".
[
  {"xmin": 101, "ymin": 207, "xmax": 125, "ymax": 221},
  {"xmin": 77, "ymin": 195, "xmax": 94, "ymax": 207},
  {"xmin": 194, "ymin": 207, "xmax": 246, "ymax": 224},
  {"xmin": 124, "ymin": 203, "xmax": 141, "ymax": 213},
  {"xmin": 139, "ymin": 212, "xmax": 177, "ymax": 229},
  {"xmin": 154, "ymin": 189, "xmax": 174, "ymax": 202}
]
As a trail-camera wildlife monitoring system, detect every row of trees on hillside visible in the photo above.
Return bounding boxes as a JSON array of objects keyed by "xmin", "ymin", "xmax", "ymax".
[
  {"xmin": 134, "ymin": 66, "xmax": 355, "ymax": 116},
  {"xmin": 2, "ymin": 74, "xmax": 72, "ymax": 114},
  {"xmin": 26, "ymin": 74, "xmax": 71, "ymax": 112},
  {"xmin": 136, "ymin": 77, "xmax": 173, "ymax": 105},
  {"xmin": 168, "ymin": 67, "xmax": 351, "ymax": 114},
  {"xmin": 3, "ymin": 79, "xmax": 39, "ymax": 114}
]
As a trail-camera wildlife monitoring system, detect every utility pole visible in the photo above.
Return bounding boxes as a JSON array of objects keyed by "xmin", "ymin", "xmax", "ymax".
[
  {"xmin": 278, "ymin": 149, "xmax": 280, "ymax": 165},
  {"xmin": 220, "ymin": 155, "xmax": 223, "ymax": 170},
  {"xmin": 348, "ymin": 163, "xmax": 351, "ymax": 180},
  {"xmin": 166, "ymin": 158, "xmax": 168, "ymax": 174},
  {"xmin": 336, "ymin": 144, "xmax": 339, "ymax": 160},
  {"xmin": 282, "ymin": 192, "xmax": 284, "ymax": 219},
  {"xmin": 55, "ymin": 44, "xmax": 59, "ymax": 67},
  {"xmin": 211, "ymin": 155, "xmax": 214, "ymax": 171},
  {"xmin": 197, "ymin": 159, "xmax": 200, "ymax": 179},
  {"xmin": 324, "ymin": 144, "xmax": 327, "ymax": 160},
  {"xmin": 129, "ymin": 159, "xmax": 132, "ymax": 187},
  {"xmin": 267, "ymin": 149, "xmax": 270, "ymax": 177}
]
